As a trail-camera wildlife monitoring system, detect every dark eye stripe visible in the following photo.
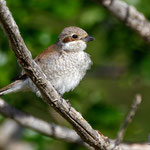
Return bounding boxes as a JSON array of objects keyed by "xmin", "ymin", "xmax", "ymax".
[{"xmin": 63, "ymin": 36, "xmax": 76, "ymax": 43}]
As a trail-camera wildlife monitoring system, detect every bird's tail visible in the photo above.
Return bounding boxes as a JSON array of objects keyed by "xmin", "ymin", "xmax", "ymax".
[{"xmin": 0, "ymin": 79, "xmax": 25, "ymax": 96}]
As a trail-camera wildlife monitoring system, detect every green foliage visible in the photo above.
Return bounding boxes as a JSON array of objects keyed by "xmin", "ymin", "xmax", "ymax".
[
  {"xmin": 0, "ymin": 0, "xmax": 150, "ymax": 149},
  {"xmin": 22, "ymin": 129, "xmax": 53, "ymax": 150}
]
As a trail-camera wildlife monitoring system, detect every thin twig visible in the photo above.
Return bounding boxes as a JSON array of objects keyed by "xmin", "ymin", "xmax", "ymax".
[
  {"xmin": 115, "ymin": 94, "xmax": 142, "ymax": 146},
  {"xmin": 0, "ymin": 98, "xmax": 82, "ymax": 144}
]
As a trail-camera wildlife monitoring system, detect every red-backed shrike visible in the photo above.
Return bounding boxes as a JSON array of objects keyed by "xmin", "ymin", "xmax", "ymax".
[{"xmin": 0, "ymin": 26, "xmax": 94, "ymax": 96}]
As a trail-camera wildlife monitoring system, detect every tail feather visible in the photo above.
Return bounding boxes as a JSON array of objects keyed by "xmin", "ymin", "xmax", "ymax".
[{"xmin": 0, "ymin": 80, "xmax": 25, "ymax": 96}]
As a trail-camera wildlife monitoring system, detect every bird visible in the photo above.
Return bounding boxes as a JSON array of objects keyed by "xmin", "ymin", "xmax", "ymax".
[{"xmin": 0, "ymin": 26, "xmax": 94, "ymax": 97}]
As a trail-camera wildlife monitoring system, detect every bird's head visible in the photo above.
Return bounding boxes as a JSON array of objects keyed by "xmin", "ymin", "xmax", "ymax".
[{"xmin": 57, "ymin": 26, "xmax": 94, "ymax": 51}]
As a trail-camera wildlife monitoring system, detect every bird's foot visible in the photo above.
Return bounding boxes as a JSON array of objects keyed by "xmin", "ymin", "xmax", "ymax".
[
  {"xmin": 66, "ymin": 99, "xmax": 72, "ymax": 112},
  {"xmin": 59, "ymin": 96, "xmax": 71, "ymax": 112}
]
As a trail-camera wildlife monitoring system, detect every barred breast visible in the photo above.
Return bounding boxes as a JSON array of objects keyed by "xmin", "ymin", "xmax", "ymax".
[{"xmin": 36, "ymin": 50, "xmax": 92, "ymax": 95}]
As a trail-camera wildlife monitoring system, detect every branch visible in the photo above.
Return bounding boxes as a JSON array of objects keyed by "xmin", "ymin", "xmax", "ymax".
[
  {"xmin": 0, "ymin": 0, "xmax": 112, "ymax": 149},
  {"xmin": 0, "ymin": 98, "xmax": 150, "ymax": 150},
  {"xmin": 114, "ymin": 142, "xmax": 150, "ymax": 150},
  {"xmin": 115, "ymin": 94, "xmax": 142, "ymax": 146},
  {"xmin": 0, "ymin": 98, "xmax": 82, "ymax": 144},
  {"xmin": 96, "ymin": 0, "xmax": 150, "ymax": 44}
]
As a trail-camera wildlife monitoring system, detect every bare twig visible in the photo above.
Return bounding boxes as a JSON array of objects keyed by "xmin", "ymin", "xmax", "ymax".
[
  {"xmin": 0, "ymin": 0, "xmax": 112, "ymax": 149},
  {"xmin": 118, "ymin": 142, "xmax": 150, "ymax": 150},
  {"xmin": 96, "ymin": 0, "xmax": 150, "ymax": 44},
  {"xmin": 0, "ymin": 98, "xmax": 82, "ymax": 144},
  {"xmin": 115, "ymin": 94, "xmax": 142, "ymax": 146}
]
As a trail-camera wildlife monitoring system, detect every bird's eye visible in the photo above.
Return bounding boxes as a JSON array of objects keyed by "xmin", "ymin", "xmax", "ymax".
[{"xmin": 72, "ymin": 34, "xmax": 78, "ymax": 39}]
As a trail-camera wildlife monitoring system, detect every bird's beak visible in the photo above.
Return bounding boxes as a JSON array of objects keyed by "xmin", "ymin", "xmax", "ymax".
[{"xmin": 82, "ymin": 36, "xmax": 94, "ymax": 42}]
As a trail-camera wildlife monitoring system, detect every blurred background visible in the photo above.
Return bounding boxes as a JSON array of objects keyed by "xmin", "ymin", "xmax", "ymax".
[{"xmin": 0, "ymin": 0, "xmax": 150, "ymax": 149}]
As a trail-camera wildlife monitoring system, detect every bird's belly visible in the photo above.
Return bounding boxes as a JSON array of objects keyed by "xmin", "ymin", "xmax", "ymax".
[
  {"xmin": 44, "ymin": 51, "xmax": 92, "ymax": 95},
  {"xmin": 51, "ymin": 71, "xmax": 82, "ymax": 95}
]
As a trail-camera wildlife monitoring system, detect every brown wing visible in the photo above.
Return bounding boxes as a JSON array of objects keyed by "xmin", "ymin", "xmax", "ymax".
[
  {"xmin": 35, "ymin": 44, "xmax": 58, "ymax": 62},
  {"xmin": 18, "ymin": 44, "xmax": 59, "ymax": 80}
]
